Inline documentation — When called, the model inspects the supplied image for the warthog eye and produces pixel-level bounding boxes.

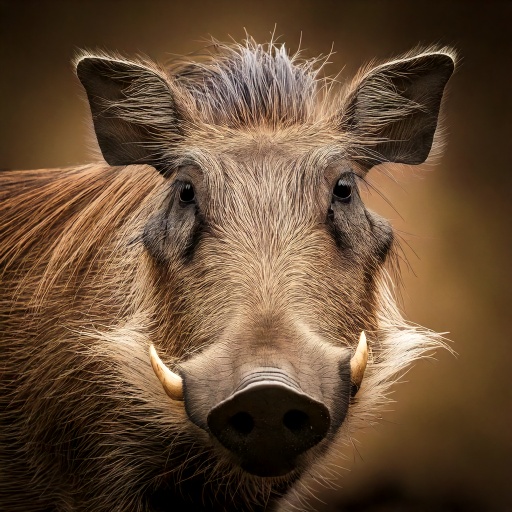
[333,179,352,203]
[179,182,196,204]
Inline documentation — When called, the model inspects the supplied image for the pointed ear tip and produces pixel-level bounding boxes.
[436,51,457,70]
[74,55,129,84]
[424,50,457,73]
[396,48,457,71]
[74,54,121,72]
[73,53,87,70]
[439,54,456,83]
[74,54,103,76]
[75,57,87,73]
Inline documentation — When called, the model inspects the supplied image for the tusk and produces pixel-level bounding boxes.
[350,331,368,392]
[149,344,184,401]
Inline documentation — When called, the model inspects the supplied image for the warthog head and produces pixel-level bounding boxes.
[74,38,454,502]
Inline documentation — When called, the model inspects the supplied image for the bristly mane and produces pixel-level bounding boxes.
[169,38,329,128]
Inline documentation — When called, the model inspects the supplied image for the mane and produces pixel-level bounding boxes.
[168,37,331,128]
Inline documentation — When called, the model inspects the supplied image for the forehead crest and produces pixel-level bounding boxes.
[172,38,325,128]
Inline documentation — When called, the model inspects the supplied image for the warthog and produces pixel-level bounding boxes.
[0,38,454,511]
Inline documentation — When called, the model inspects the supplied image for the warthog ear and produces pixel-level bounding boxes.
[76,55,183,175]
[341,50,455,168]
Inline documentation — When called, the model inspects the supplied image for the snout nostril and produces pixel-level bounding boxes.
[207,383,331,477]
[283,409,310,433]
[229,411,254,436]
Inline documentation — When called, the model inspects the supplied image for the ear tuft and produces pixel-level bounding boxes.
[76,54,183,174]
[341,50,455,168]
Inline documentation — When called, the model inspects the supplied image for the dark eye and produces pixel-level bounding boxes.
[333,179,352,203]
[179,182,195,204]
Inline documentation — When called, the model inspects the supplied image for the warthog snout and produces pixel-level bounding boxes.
[150,332,369,476]
[207,369,331,476]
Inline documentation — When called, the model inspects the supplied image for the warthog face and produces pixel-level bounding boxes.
[143,148,375,477]
[76,40,454,483]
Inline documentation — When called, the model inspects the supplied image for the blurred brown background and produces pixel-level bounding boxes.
[1,1,510,510]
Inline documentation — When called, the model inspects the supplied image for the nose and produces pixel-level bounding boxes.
[207,370,330,477]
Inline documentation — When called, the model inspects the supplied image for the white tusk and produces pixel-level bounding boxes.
[149,344,184,401]
[350,331,368,390]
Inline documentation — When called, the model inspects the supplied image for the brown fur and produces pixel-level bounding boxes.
[0,38,453,511]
